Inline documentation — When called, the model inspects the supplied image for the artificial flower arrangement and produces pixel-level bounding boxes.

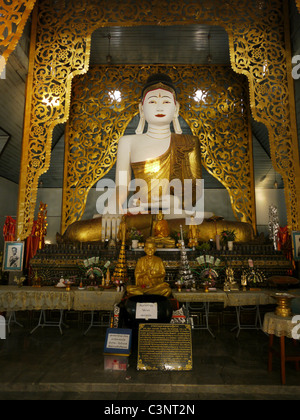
[196,242,211,252]
[220,229,236,244]
[78,257,112,289]
[14,276,26,287]
[202,273,216,288]
[170,229,188,246]
[192,254,224,291]
[128,227,144,242]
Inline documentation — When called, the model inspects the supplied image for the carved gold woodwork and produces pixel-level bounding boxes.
[296,0,300,13]
[17,0,300,240]
[62,65,254,235]
[0,0,37,75]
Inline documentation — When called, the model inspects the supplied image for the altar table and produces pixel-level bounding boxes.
[263,312,300,385]
[172,289,277,338]
[0,286,125,335]
[172,290,227,305]
[172,289,227,338]
[0,286,124,312]
[225,290,276,307]
[72,290,125,335]
[225,290,276,338]
[172,289,276,308]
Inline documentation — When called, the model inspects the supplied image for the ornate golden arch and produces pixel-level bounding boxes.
[17,0,300,239]
[0,0,37,75]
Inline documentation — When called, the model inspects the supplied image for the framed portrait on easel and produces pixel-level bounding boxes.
[292,232,300,262]
[2,241,24,271]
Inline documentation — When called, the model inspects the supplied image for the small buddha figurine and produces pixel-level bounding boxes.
[188,216,198,248]
[241,273,247,292]
[151,211,175,248]
[225,266,239,291]
[126,240,171,297]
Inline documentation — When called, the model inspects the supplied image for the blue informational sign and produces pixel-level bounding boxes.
[104,328,132,356]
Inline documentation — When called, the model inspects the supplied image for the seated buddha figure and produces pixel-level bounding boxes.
[151,211,175,248]
[126,240,171,297]
[114,72,207,220]
[56,73,255,244]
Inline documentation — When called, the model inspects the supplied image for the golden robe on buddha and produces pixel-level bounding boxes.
[154,214,170,237]
[150,212,175,248]
[130,133,202,206]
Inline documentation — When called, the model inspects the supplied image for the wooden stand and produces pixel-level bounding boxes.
[268,334,300,385]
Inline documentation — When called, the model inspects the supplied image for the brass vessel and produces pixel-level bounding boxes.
[274,293,295,318]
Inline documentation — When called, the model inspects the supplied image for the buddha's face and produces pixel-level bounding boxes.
[144,243,156,256]
[142,88,177,126]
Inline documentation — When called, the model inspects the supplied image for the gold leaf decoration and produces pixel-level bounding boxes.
[0,0,37,74]
[17,0,300,239]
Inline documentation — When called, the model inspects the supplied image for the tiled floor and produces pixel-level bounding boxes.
[0,311,300,400]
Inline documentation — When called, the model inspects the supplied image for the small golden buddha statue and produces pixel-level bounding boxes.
[151,211,175,248]
[117,215,127,243]
[224,266,239,291]
[188,216,198,248]
[126,240,171,297]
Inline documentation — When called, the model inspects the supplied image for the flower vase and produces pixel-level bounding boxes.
[204,285,209,293]
[131,239,139,249]
[228,241,233,251]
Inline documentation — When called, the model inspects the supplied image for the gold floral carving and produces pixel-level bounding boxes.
[62,65,253,234]
[0,0,37,74]
[17,0,300,240]
[296,0,300,13]
[228,0,300,232]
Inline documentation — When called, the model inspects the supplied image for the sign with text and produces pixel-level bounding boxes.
[0,316,6,339]
[104,328,132,356]
[292,315,300,339]
[136,302,158,320]
[137,323,192,371]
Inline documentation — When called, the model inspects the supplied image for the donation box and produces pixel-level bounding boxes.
[103,328,132,371]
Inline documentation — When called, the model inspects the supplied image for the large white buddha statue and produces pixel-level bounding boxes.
[111,73,210,222]
[57,74,254,244]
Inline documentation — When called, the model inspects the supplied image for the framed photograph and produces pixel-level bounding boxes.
[292,231,300,262]
[3,241,25,271]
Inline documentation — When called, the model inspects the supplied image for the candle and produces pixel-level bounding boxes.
[106,217,111,240]
[111,217,116,240]
[216,234,221,251]
[101,218,106,241]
